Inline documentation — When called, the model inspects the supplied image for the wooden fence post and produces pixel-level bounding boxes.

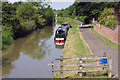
[103,52,107,70]
[60,56,63,78]
[108,57,112,78]
[93,18,95,24]
[78,54,82,77]
[52,61,54,78]
[103,52,107,57]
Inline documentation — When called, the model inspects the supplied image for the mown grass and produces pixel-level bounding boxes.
[55,17,111,78]
[89,28,119,51]
[57,17,91,55]
[55,17,92,78]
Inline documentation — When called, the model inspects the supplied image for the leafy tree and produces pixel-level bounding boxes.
[16,3,36,22]
[98,8,118,28]
[58,2,118,24]
[43,5,55,25]
[2,2,16,26]
[2,2,20,38]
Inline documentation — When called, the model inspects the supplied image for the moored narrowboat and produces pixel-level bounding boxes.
[54,22,72,45]
[54,26,65,45]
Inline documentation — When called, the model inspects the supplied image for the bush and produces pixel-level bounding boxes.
[105,20,118,28]
[84,17,90,24]
[70,15,76,19]
[77,16,88,23]
[98,8,118,28]
[20,21,36,33]
[2,27,14,49]
[99,20,105,25]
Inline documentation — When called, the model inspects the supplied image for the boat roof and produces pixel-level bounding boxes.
[62,22,70,25]
[56,26,66,31]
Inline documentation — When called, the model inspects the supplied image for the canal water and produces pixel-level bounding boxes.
[2,22,63,78]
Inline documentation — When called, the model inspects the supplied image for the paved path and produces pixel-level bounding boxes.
[75,20,118,77]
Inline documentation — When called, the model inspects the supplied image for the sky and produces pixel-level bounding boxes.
[7,0,75,10]
[49,2,74,10]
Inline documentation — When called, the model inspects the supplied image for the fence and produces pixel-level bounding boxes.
[49,52,112,78]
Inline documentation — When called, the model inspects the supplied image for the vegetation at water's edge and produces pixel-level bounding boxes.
[89,28,120,51]
[1,2,55,49]
[57,2,119,27]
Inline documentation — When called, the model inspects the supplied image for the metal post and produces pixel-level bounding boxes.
[60,56,63,78]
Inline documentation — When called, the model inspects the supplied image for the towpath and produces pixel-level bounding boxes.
[75,20,118,78]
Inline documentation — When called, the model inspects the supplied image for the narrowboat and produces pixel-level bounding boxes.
[61,22,72,29]
[54,22,72,45]
[54,26,65,45]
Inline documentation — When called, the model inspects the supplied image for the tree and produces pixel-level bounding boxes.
[2,2,16,26]
[43,5,55,25]
[98,8,118,28]
[16,3,37,22]
[58,2,118,24]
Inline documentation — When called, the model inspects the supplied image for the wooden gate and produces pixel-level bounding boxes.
[49,53,112,78]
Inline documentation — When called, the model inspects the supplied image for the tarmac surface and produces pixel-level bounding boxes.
[75,20,118,78]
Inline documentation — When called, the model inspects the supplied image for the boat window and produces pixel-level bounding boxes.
[58,30,63,34]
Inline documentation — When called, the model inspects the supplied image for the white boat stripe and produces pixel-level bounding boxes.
[55,38,64,40]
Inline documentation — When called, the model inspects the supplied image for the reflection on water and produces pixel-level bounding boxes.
[54,41,65,49]
[55,45,64,49]
[2,24,64,78]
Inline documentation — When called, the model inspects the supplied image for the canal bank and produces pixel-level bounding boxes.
[54,17,91,78]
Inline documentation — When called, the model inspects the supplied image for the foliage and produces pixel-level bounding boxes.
[16,3,36,22]
[77,16,88,23]
[74,2,118,20]
[43,5,55,25]
[2,2,55,49]
[98,8,118,28]
[2,27,14,49]
[57,2,118,24]
[20,21,36,33]
[57,4,76,19]
[2,2,16,26]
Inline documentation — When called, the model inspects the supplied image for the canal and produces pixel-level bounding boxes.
[2,22,63,78]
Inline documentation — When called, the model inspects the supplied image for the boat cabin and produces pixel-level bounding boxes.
[61,22,72,28]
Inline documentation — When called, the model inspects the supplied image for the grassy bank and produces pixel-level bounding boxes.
[55,17,92,78]
[89,28,119,51]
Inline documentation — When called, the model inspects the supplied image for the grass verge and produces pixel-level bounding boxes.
[54,17,92,78]
[89,28,119,51]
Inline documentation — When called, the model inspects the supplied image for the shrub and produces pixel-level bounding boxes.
[2,27,14,49]
[77,16,88,23]
[105,20,118,28]
[98,8,118,28]
[70,15,76,19]
[20,21,36,33]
